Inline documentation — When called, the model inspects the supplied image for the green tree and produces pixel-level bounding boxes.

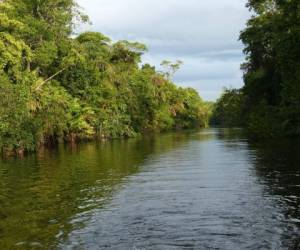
[240,0,300,136]
[0,0,209,156]
[210,88,244,127]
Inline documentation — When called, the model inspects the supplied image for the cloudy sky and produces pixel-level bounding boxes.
[77,0,250,101]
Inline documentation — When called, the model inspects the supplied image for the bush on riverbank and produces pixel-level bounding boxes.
[211,0,300,138]
[0,0,210,156]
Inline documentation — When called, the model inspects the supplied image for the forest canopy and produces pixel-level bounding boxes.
[0,0,210,156]
[211,0,300,137]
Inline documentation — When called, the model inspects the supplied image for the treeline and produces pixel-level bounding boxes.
[0,0,210,156]
[212,0,300,137]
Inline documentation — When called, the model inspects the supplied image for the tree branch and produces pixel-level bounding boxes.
[34,68,65,91]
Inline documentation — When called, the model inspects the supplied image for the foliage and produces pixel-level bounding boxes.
[160,60,183,80]
[210,89,244,127]
[240,0,300,137]
[212,0,300,137]
[0,0,209,156]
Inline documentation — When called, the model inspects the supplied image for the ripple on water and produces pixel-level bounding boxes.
[0,129,300,249]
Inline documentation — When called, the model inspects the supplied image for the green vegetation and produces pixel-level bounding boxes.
[210,88,244,128]
[212,0,300,137]
[0,0,209,156]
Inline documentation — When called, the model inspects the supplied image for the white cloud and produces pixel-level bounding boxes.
[76,0,250,100]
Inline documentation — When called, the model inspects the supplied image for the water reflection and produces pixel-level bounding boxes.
[0,129,299,249]
[248,138,300,248]
[218,129,300,248]
[0,133,193,249]
[63,129,300,249]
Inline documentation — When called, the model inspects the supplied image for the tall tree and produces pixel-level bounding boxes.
[239,0,300,136]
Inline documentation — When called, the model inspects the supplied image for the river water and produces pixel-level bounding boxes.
[0,129,299,249]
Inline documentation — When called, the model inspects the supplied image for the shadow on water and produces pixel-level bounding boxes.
[248,138,300,249]
[61,129,300,249]
[0,132,197,249]
[217,129,300,249]
[1,129,300,249]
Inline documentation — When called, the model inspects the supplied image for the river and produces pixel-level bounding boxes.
[0,128,299,249]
